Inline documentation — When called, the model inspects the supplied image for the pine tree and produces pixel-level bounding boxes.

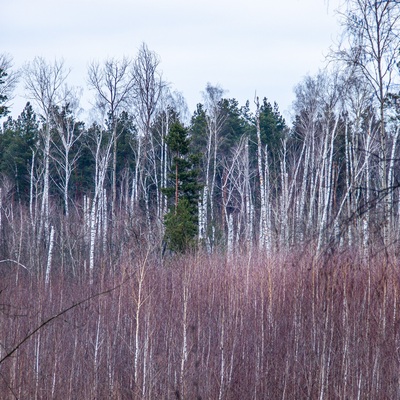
[0,103,39,199]
[163,121,202,253]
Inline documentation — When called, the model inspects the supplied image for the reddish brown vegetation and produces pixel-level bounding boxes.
[0,248,399,399]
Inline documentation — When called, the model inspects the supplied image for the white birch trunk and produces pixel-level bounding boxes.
[89,196,98,283]
[134,266,145,386]
[180,282,189,397]
[316,124,330,252]
[199,186,209,250]
[363,132,372,258]
[199,122,212,250]
[198,196,205,242]
[143,178,152,237]
[317,115,339,252]
[149,131,160,222]
[297,144,309,243]
[218,311,225,400]
[345,121,353,247]
[45,225,55,288]
[131,135,142,212]
[130,176,136,215]
[84,195,90,244]
[89,132,112,283]
[64,165,69,218]
[97,184,103,241]
[227,213,234,261]
[264,148,271,251]
[201,85,225,250]
[388,126,399,234]
[286,139,305,246]
[93,313,103,395]
[40,124,51,239]
[280,139,289,248]
[307,127,317,237]
[255,99,267,250]
[244,136,253,249]
[30,150,36,226]
[210,120,218,249]
[161,116,169,218]
[102,189,108,254]
[35,333,41,398]
[142,313,150,398]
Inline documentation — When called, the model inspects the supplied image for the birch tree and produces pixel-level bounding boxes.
[86,122,113,282]
[131,43,164,227]
[337,0,400,244]
[155,91,183,219]
[221,135,248,255]
[341,74,372,246]
[87,57,135,222]
[23,57,70,238]
[0,53,19,118]
[51,89,84,217]
[255,97,269,250]
[293,75,325,242]
[315,78,341,252]
[198,83,226,250]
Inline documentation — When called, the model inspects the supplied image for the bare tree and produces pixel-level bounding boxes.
[87,57,135,222]
[87,123,113,282]
[254,96,270,250]
[292,71,344,250]
[0,53,19,117]
[131,43,164,229]
[221,135,255,254]
[337,0,400,244]
[23,57,70,238]
[341,73,373,247]
[293,74,324,243]
[51,88,84,218]
[199,83,226,251]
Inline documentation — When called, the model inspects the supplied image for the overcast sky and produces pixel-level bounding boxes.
[2,0,343,121]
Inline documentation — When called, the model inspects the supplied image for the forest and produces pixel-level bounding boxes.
[1,0,400,398]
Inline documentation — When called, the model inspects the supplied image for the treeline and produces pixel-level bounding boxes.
[0,0,400,267]
[0,45,287,260]
[1,61,400,261]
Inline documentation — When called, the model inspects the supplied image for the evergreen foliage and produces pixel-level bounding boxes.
[250,98,287,169]
[163,121,202,253]
[113,111,137,179]
[164,197,198,253]
[0,45,398,256]
[0,103,38,198]
[189,103,208,154]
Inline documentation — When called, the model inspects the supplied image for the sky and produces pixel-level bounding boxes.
[2,0,344,122]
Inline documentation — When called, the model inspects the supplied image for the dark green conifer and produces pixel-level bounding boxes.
[163,121,202,253]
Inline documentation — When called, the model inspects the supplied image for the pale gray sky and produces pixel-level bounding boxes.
[2,0,343,119]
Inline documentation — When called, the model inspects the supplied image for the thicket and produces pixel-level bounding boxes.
[0,235,399,399]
